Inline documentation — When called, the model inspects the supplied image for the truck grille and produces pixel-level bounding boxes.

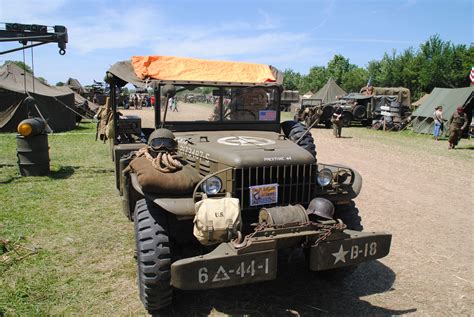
[233,164,317,209]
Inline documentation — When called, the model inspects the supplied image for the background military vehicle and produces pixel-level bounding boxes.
[294,96,334,128]
[104,55,391,313]
[280,90,300,111]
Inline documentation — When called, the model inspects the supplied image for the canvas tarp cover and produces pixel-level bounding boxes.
[411,86,474,134]
[0,63,76,132]
[310,78,346,104]
[131,55,277,83]
[342,93,372,100]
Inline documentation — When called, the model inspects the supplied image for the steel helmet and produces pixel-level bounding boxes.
[148,128,178,151]
[306,197,335,220]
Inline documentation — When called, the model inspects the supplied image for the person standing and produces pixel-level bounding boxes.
[331,104,344,138]
[448,106,468,149]
[172,97,178,112]
[433,106,444,140]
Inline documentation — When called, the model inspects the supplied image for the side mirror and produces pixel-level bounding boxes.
[162,84,176,97]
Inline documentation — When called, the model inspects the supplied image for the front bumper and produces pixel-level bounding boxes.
[171,223,391,290]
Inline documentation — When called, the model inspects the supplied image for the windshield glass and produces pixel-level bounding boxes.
[117,85,279,129]
[162,86,279,123]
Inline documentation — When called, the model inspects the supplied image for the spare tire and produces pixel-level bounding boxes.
[321,105,334,121]
[342,111,352,127]
[352,105,366,120]
[281,120,317,158]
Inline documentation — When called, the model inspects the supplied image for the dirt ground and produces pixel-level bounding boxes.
[119,106,473,316]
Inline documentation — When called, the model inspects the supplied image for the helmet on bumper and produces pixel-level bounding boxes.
[307,197,335,220]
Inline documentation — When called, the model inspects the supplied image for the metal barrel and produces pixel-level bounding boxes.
[259,204,308,226]
[17,117,47,137]
[16,133,50,176]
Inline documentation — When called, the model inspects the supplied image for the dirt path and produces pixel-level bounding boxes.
[312,127,473,316]
[116,108,473,315]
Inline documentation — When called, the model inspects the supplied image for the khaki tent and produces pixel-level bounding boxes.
[66,77,87,94]
[302,91,314,99]
[309,78,346,104]
[0,63,76,132]
[56,85,99,118]
[411,93,430,109]
[411,86,473,135]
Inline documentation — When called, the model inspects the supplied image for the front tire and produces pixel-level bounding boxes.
[134,198,173,313]
[334,200,363,231]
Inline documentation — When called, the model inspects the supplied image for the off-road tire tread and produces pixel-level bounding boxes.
[335,200,363,231]
[281,120,317,158]
[134,198,172,312]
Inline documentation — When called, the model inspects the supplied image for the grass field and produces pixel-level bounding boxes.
[0,119,472,315]
[0,123,141,315]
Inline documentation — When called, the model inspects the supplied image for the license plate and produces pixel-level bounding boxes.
[249,183,278,206]
[309,233,392,271]
[171,244,277,290]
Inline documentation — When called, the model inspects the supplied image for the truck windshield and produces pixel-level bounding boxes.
[162,86,279,123]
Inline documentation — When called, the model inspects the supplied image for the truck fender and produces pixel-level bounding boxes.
[328,164,362,199]
[130,173,196,217]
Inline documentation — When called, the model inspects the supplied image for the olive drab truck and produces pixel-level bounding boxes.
[104,55,392,314]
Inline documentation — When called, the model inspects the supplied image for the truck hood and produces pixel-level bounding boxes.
[175,130,315,168]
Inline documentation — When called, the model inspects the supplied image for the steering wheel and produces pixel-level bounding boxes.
[224,108,257,120]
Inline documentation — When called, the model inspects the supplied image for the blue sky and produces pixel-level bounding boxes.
[1,0,472,86]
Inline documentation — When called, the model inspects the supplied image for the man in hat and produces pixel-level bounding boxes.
[447,106,468,149]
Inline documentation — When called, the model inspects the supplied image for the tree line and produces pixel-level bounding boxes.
[283,35,473,100]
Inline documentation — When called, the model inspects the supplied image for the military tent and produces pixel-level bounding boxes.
[410,86,473,135]
[411,93,430,109]
[0,63,76,132]
[56,85,99,118]
[66,77,87,94]
[310,78,346,104]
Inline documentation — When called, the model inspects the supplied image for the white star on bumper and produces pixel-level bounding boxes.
[332,245,349,264]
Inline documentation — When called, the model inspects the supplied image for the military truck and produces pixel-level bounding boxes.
[356,86,411,128]
[294,97,333,128]
[104,56,392,313]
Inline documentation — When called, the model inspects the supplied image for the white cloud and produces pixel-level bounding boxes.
[68,6,157,53]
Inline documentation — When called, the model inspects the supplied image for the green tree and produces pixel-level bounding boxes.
[2,60,33,73]
[56,81,65,86]
[327,54,356,85]
[282,69,303,90]
[342,67,369,92]
[301,66,329,93]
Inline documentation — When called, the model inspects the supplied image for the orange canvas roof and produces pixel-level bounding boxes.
[131,55,276,83]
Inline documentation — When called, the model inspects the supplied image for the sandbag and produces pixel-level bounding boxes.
[129,156,201,194]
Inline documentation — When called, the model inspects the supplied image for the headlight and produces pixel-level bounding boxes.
[317,168,333,187]
[202,176,222,195]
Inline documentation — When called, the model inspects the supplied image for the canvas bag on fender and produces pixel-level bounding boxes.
[193,193,241,245]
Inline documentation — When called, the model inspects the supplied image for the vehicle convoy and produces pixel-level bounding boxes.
[102,55,392,313]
